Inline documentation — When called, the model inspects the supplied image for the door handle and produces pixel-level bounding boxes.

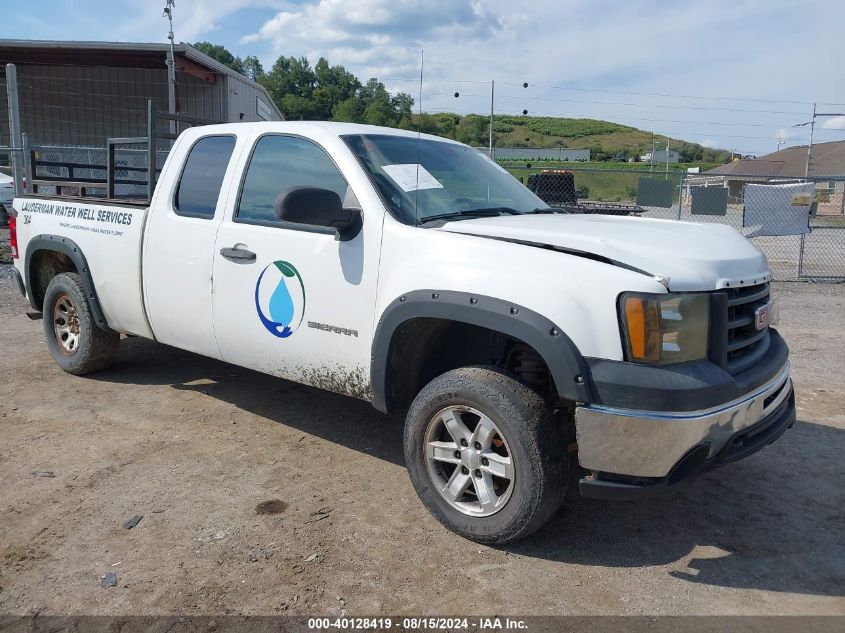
[220,246,257,263]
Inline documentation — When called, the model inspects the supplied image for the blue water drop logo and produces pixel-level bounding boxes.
[268,276,294,327]
[255,261,305,339]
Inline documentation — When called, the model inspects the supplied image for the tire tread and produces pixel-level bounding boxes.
[405,366,568,544]
[43,272,119,375]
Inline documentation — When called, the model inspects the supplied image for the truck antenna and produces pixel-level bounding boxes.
[415,49,423,225]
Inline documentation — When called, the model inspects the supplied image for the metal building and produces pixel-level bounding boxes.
[0,39,284,150]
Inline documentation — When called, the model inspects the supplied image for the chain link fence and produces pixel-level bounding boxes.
[507,165,845,281]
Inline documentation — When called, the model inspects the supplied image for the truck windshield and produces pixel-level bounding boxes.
[342,134,548,225]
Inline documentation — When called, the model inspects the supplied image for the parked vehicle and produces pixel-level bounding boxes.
[527,169,644,216]
[527,170,578,205]
[9,122,794,543]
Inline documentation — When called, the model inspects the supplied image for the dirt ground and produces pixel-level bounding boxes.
[0,244,843,616]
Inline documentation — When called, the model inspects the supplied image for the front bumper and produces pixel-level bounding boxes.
[575,360,794,499]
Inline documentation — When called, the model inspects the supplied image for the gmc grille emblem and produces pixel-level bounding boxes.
[755,302,772,330]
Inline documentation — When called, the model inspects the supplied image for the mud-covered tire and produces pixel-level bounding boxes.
[43,273,119,375]
[404,367,568,544]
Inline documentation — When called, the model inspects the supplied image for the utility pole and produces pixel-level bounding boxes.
[665,136,670,174]
[163,0,177,134]
[489,80,494,158]
[793,104,845,178]
[805,102,816,178]
[789,103,845,278]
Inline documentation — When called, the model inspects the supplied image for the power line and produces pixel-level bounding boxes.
[385,76,844,107]
[495,93,810,116]
[382,77,490,85]
[500,81,831,107]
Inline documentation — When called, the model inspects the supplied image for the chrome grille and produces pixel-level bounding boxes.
[724,282,771,374]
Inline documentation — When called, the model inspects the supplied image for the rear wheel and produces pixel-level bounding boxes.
[43,273,119,374]
[404,367,568,544]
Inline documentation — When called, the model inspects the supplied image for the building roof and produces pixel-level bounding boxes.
[0,39,283,119]
[706,139,845,178]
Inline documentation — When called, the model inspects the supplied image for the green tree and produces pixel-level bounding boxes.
[193,43,417,126]
[391,93,415,121]
[313,58,361,119]
[332,97,362,122]
[192,41,244,74]
[242,56,264,81]
[358,78,397,126]
[261,56,318,119]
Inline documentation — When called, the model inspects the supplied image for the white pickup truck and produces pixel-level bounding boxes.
[9,122,795,543]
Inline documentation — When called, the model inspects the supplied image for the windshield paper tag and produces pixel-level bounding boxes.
[382,164,443,192]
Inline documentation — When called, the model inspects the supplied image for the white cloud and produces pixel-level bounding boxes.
[822,116,845,130]
[701,139,718,149]
[241,0,505,77]
[112,0,289,43]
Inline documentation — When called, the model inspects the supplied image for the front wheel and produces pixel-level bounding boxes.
[43,272,119,375]
[404,367,568,544]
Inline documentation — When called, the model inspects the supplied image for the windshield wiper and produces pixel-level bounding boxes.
[528,207,565,214]
[419,207,520,225]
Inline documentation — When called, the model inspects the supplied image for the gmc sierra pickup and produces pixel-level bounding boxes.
[9,122,795,543]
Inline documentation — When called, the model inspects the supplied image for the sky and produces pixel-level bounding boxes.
[2,0,845,155]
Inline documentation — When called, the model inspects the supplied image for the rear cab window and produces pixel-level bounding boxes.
[174,135,237,219]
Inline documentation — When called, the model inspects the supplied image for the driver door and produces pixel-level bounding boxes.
[211,133,380,398]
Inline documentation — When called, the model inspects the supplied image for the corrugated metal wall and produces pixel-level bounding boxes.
[0,63,231,148]
[225,74,281,122]
[8,65,169,146]
[180,71,227,123]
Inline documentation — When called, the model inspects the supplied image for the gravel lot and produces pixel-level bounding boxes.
[0,240,843,616]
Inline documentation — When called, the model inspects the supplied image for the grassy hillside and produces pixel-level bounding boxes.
[418,113,730,164]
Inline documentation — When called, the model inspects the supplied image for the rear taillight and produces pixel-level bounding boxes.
[9,214,18,259]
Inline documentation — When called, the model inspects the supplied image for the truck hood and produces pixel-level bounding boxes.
[436,214,771,291]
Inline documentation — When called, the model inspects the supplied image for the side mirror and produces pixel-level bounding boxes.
[274,187,362,241]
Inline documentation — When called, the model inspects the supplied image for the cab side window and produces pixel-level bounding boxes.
[237,135,349,224]
[174,135,236,218]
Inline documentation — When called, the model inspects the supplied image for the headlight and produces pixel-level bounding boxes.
[619,292,710,364]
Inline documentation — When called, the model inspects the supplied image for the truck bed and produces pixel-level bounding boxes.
[13,195,153,338]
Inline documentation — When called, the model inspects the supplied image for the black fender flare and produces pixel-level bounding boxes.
[24,234,109,330]
[370,289,593,413]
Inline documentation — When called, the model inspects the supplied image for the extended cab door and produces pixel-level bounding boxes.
[211,132,381,398]
[143,133,242,358]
